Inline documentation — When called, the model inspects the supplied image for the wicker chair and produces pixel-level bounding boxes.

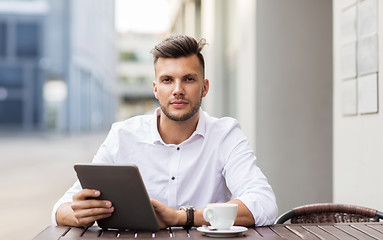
[275,203,383,224]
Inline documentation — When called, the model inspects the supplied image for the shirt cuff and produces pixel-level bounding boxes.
[236,194,278,226]
[51,198,72,226]
[51,180,82,226]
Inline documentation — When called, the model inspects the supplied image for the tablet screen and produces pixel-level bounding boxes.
[74,164,160,232]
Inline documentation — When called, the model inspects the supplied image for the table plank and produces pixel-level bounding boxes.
[239,228,264,239]
[99,229,119,238]
[115,229,135,239]
[81,226,102,238]
[335,225,378,240]
[169,227,190,239]
[271,225,305,239]
[133,231,157,239]
[32,225,69,240]
[285,225,322,240]
[154,229,172,239]
[350,224,383,239]
[319,225,363,240]
[366,224,383,234]
[60,227,86,239]
[301,225,340,240]
[254,226,289,239]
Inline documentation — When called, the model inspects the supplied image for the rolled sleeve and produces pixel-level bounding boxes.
[51,180,82,226]
[237,189,278,226]
[230,165,278,226]
[222,127,278,226]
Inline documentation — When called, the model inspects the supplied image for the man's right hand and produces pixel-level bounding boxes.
[56,189,114,227]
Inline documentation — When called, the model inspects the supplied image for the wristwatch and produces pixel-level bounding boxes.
[180,206,196,229]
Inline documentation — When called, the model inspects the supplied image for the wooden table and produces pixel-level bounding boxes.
[33,222,383,239]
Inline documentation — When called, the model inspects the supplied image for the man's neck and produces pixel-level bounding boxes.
[157,111,200,145]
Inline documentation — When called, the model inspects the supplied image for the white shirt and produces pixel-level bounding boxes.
[52,108,277,226]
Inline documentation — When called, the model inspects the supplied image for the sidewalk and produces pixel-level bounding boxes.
[0,132,108,240]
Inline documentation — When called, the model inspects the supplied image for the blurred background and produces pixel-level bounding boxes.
[0,0,382,239]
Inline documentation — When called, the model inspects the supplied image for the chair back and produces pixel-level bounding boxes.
[275,203,383,224]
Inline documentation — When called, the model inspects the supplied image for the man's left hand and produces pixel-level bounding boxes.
[150,199,186,229]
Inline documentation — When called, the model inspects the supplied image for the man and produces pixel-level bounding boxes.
[52,35,277,229]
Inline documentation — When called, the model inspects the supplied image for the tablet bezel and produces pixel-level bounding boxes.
[74,163,160,232]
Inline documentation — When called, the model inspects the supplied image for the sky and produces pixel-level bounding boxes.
[115,0,170,34]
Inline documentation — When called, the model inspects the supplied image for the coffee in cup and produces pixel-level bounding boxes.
[203,203,238,230]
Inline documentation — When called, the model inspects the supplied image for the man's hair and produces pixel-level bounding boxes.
[151,35,207,76]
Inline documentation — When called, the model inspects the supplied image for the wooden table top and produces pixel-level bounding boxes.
[33,222,383,239]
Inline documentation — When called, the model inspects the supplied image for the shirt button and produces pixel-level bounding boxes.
[171,176,175,180]
[177,147,180,150]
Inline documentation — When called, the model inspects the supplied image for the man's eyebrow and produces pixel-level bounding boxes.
[184,73,198,78]
[158,75,172,79]
[158,73,199,78]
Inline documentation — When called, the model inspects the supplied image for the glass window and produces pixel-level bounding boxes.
[0,22,6,56]
[120,51,138,62]
[16,22,40,58]
[0,100,23,124]
[0,66,23,88]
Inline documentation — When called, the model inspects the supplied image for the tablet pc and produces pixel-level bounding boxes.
[74,163,160,232]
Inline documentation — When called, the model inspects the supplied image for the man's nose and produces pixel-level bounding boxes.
[173,80,185,96]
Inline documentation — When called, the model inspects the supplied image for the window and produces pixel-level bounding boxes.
[16,22,40,58]
[120,51,138,62]
[0,22,6,56]
[0,100,23,124]
[0,66,23,88]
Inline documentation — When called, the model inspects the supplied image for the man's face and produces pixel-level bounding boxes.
[153,54,209,122]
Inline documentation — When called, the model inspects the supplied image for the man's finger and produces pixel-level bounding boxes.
[73,207,114,219]
[71,199,112,211]
[151,199,164,210]
[151,199,158,208]
[75,213,113,227]
[73,189,101,201]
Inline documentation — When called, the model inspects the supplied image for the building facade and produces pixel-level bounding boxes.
[116,33,161,121]
[0,0,116,132]
[0,2,46,131]
[333,0,382,210]
[169,0,333,215]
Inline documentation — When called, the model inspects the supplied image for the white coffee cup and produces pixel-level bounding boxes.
[203,203,238,230]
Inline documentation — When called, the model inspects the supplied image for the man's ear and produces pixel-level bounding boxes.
[202,79,209,97]
[153,80,159,99]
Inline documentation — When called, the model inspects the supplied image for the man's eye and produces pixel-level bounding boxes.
[162,78,171,82]
[186,77,194,81]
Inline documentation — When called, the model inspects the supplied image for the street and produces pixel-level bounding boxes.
[0,132,108,240]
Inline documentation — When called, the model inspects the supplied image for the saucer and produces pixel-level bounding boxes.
[196,226,248,238]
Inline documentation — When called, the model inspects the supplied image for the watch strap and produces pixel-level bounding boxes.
[180,206,195,229]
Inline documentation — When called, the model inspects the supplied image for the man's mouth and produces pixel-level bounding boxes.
[170,100,188,107]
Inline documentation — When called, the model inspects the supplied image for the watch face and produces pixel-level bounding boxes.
[180,206,187,211]
[180,206,195,211]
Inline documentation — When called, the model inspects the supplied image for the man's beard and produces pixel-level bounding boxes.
[160,96,202,122]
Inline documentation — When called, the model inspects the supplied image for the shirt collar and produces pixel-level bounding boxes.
[150,107,206,145]
[194,108,206,137]
[151,108,163,144]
